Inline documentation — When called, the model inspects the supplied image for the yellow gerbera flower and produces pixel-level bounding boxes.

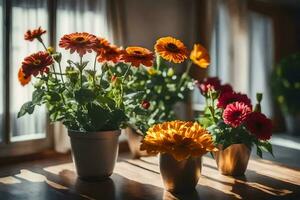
[154,36,188,63]
[190,44,210,68]
[140,120,217,161]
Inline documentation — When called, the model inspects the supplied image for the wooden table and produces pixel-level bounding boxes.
[0,153,299,200]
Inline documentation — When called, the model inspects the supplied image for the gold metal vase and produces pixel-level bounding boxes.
[159,153,202,193]
[214,144,251,176]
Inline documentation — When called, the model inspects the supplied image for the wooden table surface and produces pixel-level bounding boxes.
[0,152,299,200]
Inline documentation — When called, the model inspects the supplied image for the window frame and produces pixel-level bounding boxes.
[0,0,57,157]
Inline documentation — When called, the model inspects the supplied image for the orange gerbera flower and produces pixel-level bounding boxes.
[190,44,210,68]
[121,46,154,67]
[155,36,188,63]
[24,27,46,41]
[97,45,124,63]
[18,68,31,86]
[59,32,98,56]
[140,120,217,161]
[93,37,111,53]
[21,51,53,77]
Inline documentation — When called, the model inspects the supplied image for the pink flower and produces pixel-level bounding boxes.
[245,112,272,140]
[223,102,252,128]
[218,92,252,109]
[196,77,221,95]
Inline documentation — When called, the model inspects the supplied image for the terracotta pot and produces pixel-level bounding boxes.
[214,144,251,176]
[124,127,149,158]
[68,130,120,181]
[159,153,202,193]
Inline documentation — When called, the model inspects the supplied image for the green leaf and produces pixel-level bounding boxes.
[260,141,274,157]
[74,88,95,104]
[47,91,61,102]
[32,89,44,105]
[86,103,110,130]
[18,101,35,118]
[97,95,116,108]
[256,146,263,158]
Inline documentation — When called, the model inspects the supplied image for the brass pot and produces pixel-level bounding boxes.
[68,130,120,181]
[214,144,251,176]
[124,127,149,158]
[159,153,202,193]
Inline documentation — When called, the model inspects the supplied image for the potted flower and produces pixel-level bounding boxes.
[140,121,216,193]
[124,36,210,158]
[197,77,273,176]
[17,27,151,180]
[271,53,300,135]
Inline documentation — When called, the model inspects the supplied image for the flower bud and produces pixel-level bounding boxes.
[47,46,55,54]
[141,100,150,109]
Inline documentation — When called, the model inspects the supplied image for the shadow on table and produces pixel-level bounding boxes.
[202,163,300,200]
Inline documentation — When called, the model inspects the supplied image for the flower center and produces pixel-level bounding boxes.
[255,122,263,131]
[232,111,241,119]
[33,59,41,65]
[166,43,180,53]
[74,36,86,43]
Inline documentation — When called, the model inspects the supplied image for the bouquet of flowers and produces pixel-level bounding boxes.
[197,77,273,157]
[125,37,210,134]
[17,27,151,132]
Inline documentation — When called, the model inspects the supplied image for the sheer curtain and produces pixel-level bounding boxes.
[54,0,111,152]
[10,0,49,140]
[209,0,274,117]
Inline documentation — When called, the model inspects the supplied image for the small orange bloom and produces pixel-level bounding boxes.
[190,44,210,68]
[155,36,188,63]
[121,46,154,67]
[18,68,31,86]
[97,45,123,63]
[59,32,98,56]
[24,27,46,41]
[21,51,53,77]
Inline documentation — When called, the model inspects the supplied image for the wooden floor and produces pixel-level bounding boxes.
[0,151,300,200]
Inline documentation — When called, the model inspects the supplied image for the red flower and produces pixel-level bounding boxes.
[21,51,53,77]
[217,92,252,109]
[24,27,46,41]
[59,32,98,56]
[245,112,272,140]
[18,68,31,86]
[197,77,221,95]
[97,45,123,63]
[223,102,252,128]
[141,100,150,109]
[220,84,233,95]
[121,46,154,67]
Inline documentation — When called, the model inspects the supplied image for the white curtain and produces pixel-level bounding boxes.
[209,0,274,117]
[10,0,48,139]
[54,0,110,152]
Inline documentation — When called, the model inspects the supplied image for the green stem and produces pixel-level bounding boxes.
[122,64,131,84]
[80,56,83,87]
[93,55,97,88]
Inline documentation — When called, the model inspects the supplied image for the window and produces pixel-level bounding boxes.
[0,0,52,157]
[0,0,110,156]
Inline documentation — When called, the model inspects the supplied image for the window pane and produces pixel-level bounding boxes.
[10,0,49,141]
[0,0,3,142]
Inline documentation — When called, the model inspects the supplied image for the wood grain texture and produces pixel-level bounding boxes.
[0,153,299,200]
